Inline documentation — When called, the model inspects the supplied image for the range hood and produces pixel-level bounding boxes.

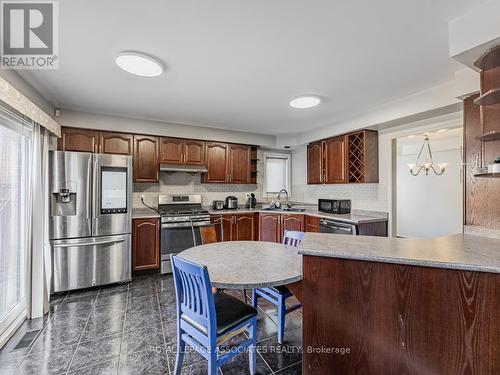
[159,163,208,173]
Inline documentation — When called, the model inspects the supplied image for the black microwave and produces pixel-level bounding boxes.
[318,199,351,214]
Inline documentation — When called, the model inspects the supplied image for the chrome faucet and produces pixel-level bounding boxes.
[276,189,290,209]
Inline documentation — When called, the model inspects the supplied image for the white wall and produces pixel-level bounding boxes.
[277,68,478,148]
[396,133,463,238]
[58,109,277,148]
[449,0,500,63]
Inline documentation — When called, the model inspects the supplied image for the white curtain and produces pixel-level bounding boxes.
[26,123,51,318]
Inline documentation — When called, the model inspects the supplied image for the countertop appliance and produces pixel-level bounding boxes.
[212,200,225,210]
[318,199,351,214]
[319,218,357,235]
[159,194,211,274]
[225,196,238,209]
[245,193,257,208]
[49,151,132,293]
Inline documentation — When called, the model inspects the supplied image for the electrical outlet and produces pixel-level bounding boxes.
[141,194,145,201]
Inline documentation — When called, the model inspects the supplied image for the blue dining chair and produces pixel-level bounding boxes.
[252,230,304,344]
[171,255,258,375]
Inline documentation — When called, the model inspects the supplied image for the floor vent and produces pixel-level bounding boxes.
[13,330,41,350]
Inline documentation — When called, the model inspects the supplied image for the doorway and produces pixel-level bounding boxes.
[395,127,463,238]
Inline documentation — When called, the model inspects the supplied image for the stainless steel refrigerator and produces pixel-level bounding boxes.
[49,151,132,293]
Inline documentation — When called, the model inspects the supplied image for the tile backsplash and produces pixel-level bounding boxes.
[133,175,263,208]
[291,183,388,212]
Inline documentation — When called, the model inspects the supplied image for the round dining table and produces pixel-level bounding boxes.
[178,241,303,299]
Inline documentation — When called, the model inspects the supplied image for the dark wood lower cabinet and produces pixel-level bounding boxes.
[132,218,160,271]
[258,213,282,243]
[302,256,500,374]
[233,214,255,240]
[210,213,255,241]
[305,216,320,232]
[258,213,305,243]
[211,214,233,242]
[281,214,305,235]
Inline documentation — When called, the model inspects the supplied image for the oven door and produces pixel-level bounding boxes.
[160,220,208,274]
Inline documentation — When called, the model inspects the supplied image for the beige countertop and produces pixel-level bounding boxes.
[298,232,500,273]
[132,207,160,219]
[132,205,388,224]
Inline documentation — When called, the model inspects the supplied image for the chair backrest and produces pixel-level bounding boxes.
[282,230,305,247]
[200,225,218,245]
[171,255,216,334]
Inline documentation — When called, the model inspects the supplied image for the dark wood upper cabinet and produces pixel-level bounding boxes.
[307,141,323,184]
[99,131,133,155]
[58,128,98,153]
[159,137,184,164]
[184,139,205,165]
[133,135,159,183]
[132,218,160,271]
[346,130,379,183]
[258,213,281,243]
[160,137,206,165]
[58,127,256,185]
[308,129,378,184]
[204,142,255,184]
[204,142,230,183]
[229,144,251,184]
[324,136,347,184]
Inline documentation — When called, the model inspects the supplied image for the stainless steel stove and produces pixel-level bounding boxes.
[158,194,211,274]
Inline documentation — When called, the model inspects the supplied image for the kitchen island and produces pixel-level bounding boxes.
[298,233,500,374]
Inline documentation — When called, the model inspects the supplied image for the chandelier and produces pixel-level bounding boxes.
[408,134,447,176]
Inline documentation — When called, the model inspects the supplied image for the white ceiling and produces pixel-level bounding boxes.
[19,0,486,135]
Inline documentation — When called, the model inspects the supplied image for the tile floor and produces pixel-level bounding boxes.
[0,274,303,374]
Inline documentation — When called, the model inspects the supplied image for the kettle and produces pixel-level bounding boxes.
[225,196,238,209]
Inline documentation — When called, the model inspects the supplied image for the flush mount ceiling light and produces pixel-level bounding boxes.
[408,134,448,176]
[289,96,321,109]
[115,52,163,77]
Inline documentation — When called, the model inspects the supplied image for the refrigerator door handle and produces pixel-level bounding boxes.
[86,156,92,220]
[92,155,99,230]
[53,238,125,248]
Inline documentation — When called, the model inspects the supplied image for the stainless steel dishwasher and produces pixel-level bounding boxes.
[319,218,357,235]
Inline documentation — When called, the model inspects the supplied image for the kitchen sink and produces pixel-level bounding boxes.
[263,207,306,212]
